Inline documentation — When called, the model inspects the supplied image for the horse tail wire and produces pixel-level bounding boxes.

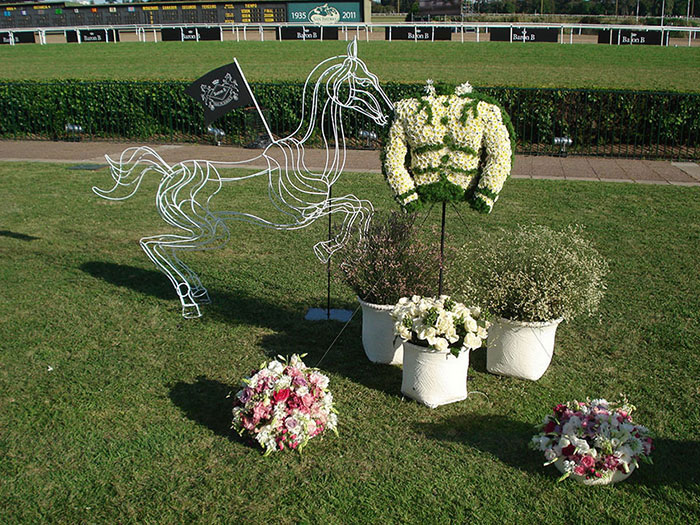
[92,146,172,201]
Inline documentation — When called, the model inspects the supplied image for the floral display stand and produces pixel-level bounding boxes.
[553,459,635,486]
[383,80,514,214]
[392,295,488,408]
[531,398,653,484]
[231,354,338,454]
[401,341,469,408]
[454,225,609,382]
[486,317,562,381]
[358,298,403,365]
[336,211,443,366]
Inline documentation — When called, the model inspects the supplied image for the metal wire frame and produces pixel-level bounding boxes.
[91,39,393,319]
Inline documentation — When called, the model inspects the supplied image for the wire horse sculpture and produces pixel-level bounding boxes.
[93,40,393,319]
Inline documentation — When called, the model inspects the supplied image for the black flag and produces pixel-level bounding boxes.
[185,60,255,125]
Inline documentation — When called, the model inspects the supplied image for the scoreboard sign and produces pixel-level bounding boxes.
[287,2,361,24]
[279,26,339,40]
[598,29,663,45]
[386,26,452,41]
[1,2,289,29]
[489,27,558,42]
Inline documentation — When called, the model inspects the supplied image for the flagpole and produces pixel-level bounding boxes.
[234,57,274,143]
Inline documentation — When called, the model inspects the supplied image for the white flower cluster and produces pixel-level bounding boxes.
[455,81,473,95]
[392,295,489,355]
[383,84,512,211]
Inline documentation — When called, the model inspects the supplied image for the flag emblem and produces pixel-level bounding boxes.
[200,73,239,111]
[185,61,255,125]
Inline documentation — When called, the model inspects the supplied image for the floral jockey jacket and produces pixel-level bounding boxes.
[383,85,512,213]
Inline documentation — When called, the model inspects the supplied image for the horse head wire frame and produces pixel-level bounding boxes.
[93,39,393,319]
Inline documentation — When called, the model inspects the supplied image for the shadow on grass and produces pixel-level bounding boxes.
[81,261,174,300]
[0,230,40,241]
[417,414,700,491]
[210,286,403,397]
[469,347,488,374]
[414,414,543,476]
[168,376,261,452]
[82,261,401,396]
[169,376,233,439]
[630,437,700,489]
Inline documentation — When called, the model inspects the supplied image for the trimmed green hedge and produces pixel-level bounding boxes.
[1,80,698,159]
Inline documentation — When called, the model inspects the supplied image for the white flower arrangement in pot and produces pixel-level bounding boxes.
[392,295,489,408]
[454,225,609,380]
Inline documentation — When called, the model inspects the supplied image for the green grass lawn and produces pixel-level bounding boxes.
[1,41,699,92]
[0,160,699,523]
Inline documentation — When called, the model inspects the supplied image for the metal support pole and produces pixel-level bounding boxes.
[326,191,332,320]
[662,0,666,27]
[438,201,446,297]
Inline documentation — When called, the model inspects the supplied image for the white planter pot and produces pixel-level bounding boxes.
[486,317,563,381]
[554,458,635,485]
[358,298,403,365]
[401,341,469,408]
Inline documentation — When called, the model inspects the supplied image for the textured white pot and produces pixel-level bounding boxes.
[401,341,469,408]
[486,317,563,381]
[554,458,635,485]
[358,298,403,365]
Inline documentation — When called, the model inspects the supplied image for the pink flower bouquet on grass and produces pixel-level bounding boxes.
[231,354,338,455]
[530,398,653,484]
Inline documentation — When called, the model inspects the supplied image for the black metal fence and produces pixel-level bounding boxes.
[1,80,698,160]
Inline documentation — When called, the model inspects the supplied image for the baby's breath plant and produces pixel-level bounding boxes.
[336,211,445,305]
[455,225,609,323]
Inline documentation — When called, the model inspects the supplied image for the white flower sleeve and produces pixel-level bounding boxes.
[384,116,419,207]
[474,102,512,213]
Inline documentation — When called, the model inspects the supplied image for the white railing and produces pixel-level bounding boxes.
[1,22,698,46]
